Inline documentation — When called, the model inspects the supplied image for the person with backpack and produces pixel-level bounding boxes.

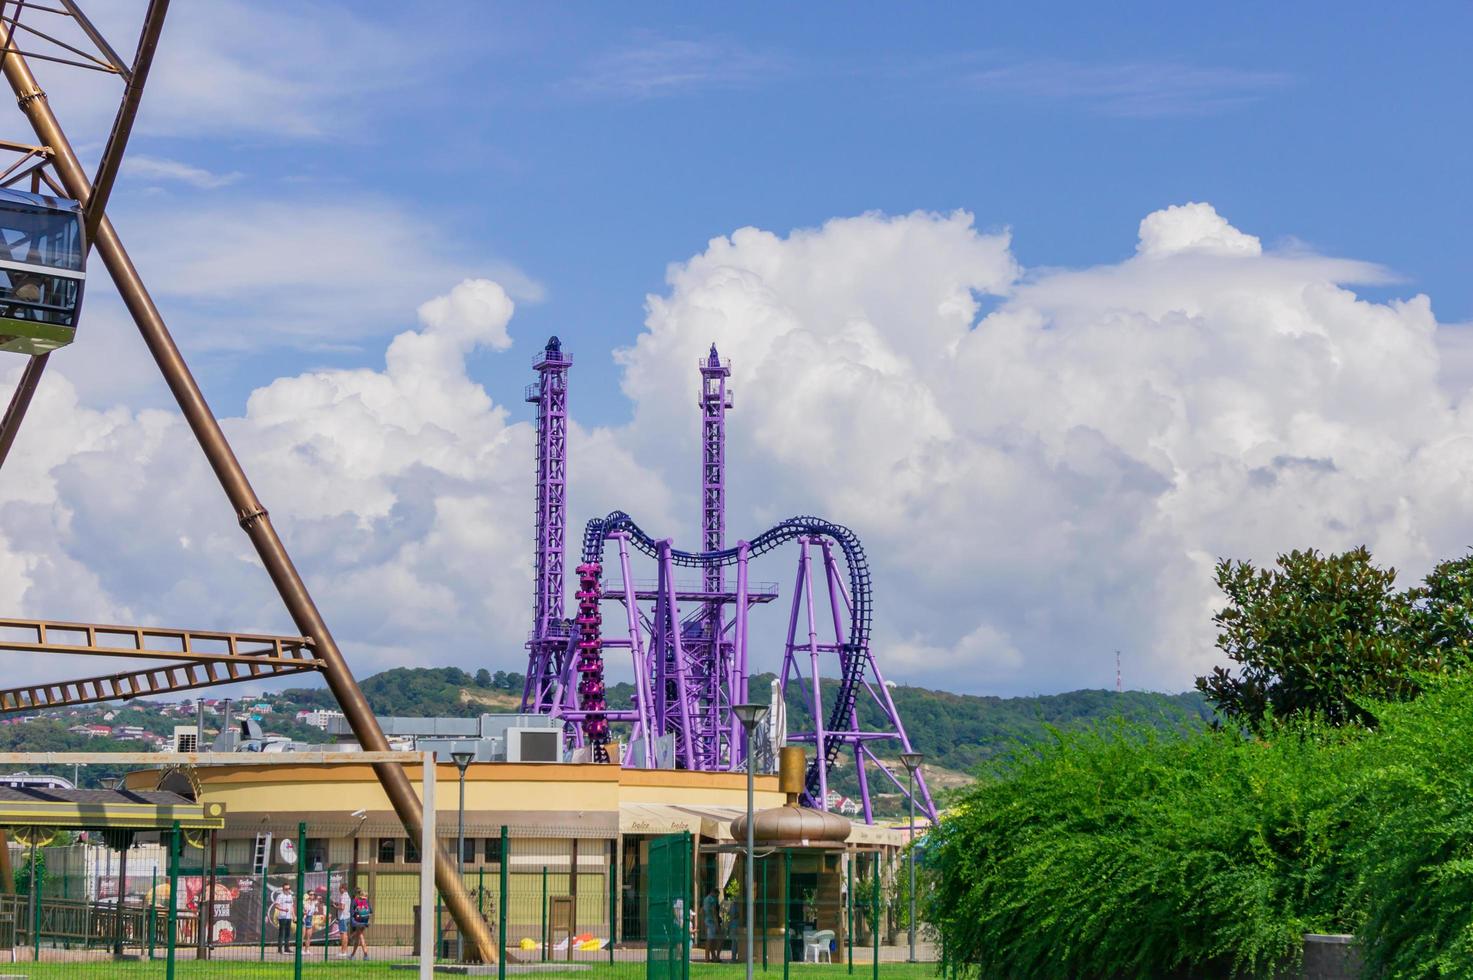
[347,889,373,959]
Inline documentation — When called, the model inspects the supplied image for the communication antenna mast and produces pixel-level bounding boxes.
[1116,650,1122,694]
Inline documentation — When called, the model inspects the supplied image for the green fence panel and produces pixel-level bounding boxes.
[646,830,691,980]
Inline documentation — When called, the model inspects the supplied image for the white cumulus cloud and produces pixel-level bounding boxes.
[0,279,622,689]
[4,204,1470,702]
[611,203,1467,694]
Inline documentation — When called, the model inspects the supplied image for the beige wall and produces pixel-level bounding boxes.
[149,761,784,818]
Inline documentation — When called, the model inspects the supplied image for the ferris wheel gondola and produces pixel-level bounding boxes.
[0,187,85,355]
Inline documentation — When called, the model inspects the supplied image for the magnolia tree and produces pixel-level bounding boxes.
[1197,547,1473,729]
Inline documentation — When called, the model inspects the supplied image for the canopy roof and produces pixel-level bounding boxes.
[0,786,225,831]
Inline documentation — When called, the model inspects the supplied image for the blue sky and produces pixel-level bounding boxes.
[6,1,1473,696]
[97,1,1473,418]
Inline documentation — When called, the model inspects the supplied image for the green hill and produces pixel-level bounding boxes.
[7,667,1211,801]
[286,668,1212,785]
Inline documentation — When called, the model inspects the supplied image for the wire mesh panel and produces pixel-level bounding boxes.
[645,831,691,980]
[0,751,444,972]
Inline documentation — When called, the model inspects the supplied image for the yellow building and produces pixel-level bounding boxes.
[124,759,907,956]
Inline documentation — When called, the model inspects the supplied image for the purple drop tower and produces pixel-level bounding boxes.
[522,337,935,822]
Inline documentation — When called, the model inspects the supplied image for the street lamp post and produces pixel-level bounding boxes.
[733,703,770,980]
[899,752,924,965]
[450,750,475,963]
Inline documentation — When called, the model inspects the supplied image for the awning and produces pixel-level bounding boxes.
[0,787,225,831]
[215,809,618,839]
[620,803,910,847]
[846,821,909,847]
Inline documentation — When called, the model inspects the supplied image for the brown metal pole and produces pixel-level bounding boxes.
[84,0,169,242]
[113,841,128,958]
[0,829,13,893]
[0,352,47,470]
[206,830,217,959]
[0,21,497,965]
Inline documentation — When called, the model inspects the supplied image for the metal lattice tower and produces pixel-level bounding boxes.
[522,336,572,713]
[690,344,734,764]
[700,344,731,590]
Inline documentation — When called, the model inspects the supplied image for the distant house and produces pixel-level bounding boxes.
[823,790,862,817]
[296,709,343,730]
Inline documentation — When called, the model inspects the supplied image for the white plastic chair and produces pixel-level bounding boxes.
[804,929,835,963]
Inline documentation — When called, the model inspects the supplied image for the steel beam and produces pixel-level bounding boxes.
[0,617,316,665]
[0,351,47,469]
[84,0,168,241]
[0,657,318,713]
[0,15,498,963]
[0,751,411,765]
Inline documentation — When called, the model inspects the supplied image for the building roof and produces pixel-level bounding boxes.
[619,803,908,847]
[0,786,226,831]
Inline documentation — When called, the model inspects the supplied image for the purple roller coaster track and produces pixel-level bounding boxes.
[521,337,935,823]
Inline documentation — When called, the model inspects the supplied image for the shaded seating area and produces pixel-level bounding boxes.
[0,782,225,959]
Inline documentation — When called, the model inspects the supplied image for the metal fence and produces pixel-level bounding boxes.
[3,822,628,978]
[4,828,926,978]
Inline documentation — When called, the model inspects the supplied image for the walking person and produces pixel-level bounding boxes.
[722,889,741,962]
[301,891,320,950]
[702,886,722,962]
[347,888,373,960]
[273,883,295,954]
[336,883,353,957]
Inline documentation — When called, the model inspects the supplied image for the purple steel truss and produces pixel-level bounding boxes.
[689,346,737,767]
[580,512,937,822]
[522,337,574,717]
[521,341,936,821]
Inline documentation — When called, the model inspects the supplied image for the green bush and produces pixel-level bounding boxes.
[927,722,1363,976]
[1341,681,1473,976]
[928,676,1473,978]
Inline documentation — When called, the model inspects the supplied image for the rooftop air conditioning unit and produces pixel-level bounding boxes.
[505,727,559,763]
[173,726,199,753]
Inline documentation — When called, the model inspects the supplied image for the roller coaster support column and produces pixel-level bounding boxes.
[0,22,498,963]
[820,540,872,820]
[614,533,656,768]
[778,540,808,740]
[800,539,830,807]
[731,542,750,763]
[656,540,696,769]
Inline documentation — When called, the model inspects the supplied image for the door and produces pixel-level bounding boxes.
[645,832,691,980]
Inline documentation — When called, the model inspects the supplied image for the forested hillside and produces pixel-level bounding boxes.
[285,668,1212,783]
[7,666,1210,802]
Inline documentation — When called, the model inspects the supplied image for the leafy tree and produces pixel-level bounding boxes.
[1405,550,1473,668]
[1198,546,1442,730]
[14,847,45,895]
[474,669,492,688]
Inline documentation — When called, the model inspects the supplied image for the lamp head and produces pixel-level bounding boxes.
[899,751,923,772]
[450,750,475,772]
[733,703,769,730]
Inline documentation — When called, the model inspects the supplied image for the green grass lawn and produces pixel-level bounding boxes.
[3,961,939,978]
